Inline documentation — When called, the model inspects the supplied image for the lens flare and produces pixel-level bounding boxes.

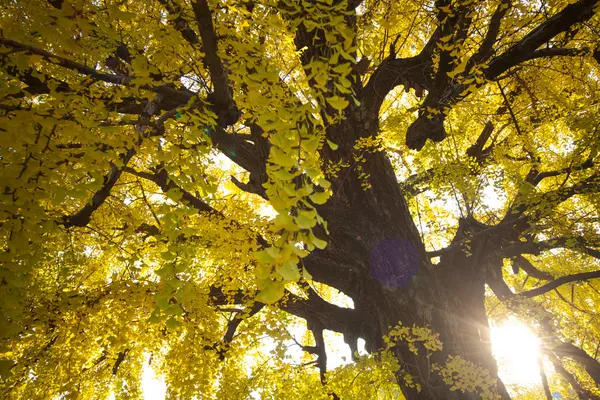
[490,317,542,386]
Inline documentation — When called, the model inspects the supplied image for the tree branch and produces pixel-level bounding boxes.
[124,167,219,216]
[520,269,600,298]
[217,302,264,360]
[112,349,129,375]
[547,342,600,386]
[544,350,600,400]
[0,38,194,105]
[538,355,552,400]
[400,0,598,150]
[487,274,600,388]
[158,0,200,45]
[61,96,162,228]
[485,0,598,80]
[363,55,432,119]
[281,288,360,338]
[468,0,512,65]
[0,38,129,85]
[511,255,554,281]
[401,121,496,196]
[191,0,239,126]
[62,148,136,228]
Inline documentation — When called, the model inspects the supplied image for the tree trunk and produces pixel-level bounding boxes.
[305,117,511,399]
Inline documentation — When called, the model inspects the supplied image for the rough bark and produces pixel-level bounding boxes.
[297,109,512,398]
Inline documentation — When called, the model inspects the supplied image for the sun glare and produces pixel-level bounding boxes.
[490,317,542,386]
[141,361,166,400]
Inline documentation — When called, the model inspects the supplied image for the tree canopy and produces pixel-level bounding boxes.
[1,0,600,398]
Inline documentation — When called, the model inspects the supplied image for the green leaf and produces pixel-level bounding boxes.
[302,266,313,281]
[166,317,181,329]
[256,281,285,304]
[326,96,349,111]
[309,230,327,249]
[276,261,301,281]
[273,213,298,231]
[255,250,275,263]
[309,191,329,205]
[270,146,297,168]
[166,189,183,202]
[160,251,176,261]
[295,214,316,229]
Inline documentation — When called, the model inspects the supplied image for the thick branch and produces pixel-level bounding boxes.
[191,0,239,126]
[281,289,360,337]
[112,349,129,375]
[158,0,200,45]
[62,97,161,228]
[548,342,600,386]
[520,270,600,298]
[469,0,512,65]
[0,38,193,104]
[62,149,135,228]
[500,236,600,260]
[401,0,597,150]
[218,302,264,360]
[545,350,600,400]
[485,0,598,80]
[538,355,552,400]
[363,55,432,118]
[208,285,362,345]
[505,172,600,226]
[511,255,554,281]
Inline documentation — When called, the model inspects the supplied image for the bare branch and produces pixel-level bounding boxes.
[112,349,129,375]
[487,274,600,389]
[0,38,129,85]
[124,167,219,216]
[218,302,264,360]
[538,355,552,400]
[530,158,595,185]
[525,47,587,62]
[505,172,600,225]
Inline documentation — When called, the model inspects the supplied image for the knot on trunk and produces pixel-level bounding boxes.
[406,113,447,150]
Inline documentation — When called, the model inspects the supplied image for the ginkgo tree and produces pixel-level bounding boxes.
[1,0,600,398]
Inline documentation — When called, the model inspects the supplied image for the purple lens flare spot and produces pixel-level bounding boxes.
[369,238,420,288]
